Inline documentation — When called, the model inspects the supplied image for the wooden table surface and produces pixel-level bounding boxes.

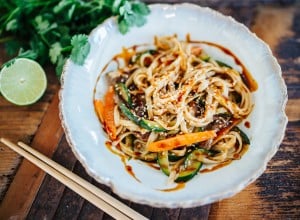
[0,0,299,219]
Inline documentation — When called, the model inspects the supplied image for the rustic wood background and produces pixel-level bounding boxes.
[0,0,299,219]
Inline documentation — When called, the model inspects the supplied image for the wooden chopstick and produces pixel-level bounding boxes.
[0,138,148,220]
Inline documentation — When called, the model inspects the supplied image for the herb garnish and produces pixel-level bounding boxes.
[0,0,150,77]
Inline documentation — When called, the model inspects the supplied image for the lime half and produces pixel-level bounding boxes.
[0,58,47,105]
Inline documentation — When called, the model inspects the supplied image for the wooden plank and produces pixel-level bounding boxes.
[0,90,64,219]
[208,184,262,219]
[101,192,132,219]
[78,201,105,220]
[179,205,211,220]
[26,136,77,219]
[251,6,296,52]
[78,180,111,220]
[0,65,59,200]
[27,135,140,219]
[79,179,111,219]
[52,161,92,219]
[28,137,115,219]
[151,208,181,220]
[217,7,255,28]
[129,202,153,219]
[286,99,300,122]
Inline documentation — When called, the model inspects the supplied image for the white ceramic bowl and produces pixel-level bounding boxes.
[59,3,288,208]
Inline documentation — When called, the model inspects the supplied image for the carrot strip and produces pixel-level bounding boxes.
[103,86,117,140]
[147,130,216,152]
[94,100,104,123]
[191,46,202,56]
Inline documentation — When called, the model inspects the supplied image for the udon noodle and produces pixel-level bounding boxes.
[94,35,255,183]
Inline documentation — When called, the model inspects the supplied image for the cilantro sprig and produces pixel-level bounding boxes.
[0,0,150,78]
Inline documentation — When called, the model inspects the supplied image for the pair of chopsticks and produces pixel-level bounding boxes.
[0,138,148,220]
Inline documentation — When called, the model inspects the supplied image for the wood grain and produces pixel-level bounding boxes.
[26,136,77,219]
[0,91,64,219]
[251,7,296,51]
[0,66,59,200]
[0,1,299,219]
[286,99,300,121]
[27,137,115,220]
[52,162,92,219]
[179,205,211,220]
[77,180,112,220]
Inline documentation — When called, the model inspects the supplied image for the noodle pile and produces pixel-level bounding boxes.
[95,35,254,183]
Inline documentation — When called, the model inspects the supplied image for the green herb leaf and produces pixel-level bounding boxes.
[119,1,132,16]
[17,49,38,60]
[118,18,129,34]
[134,14,146,27]
[34,15,50,33]
[67,4,76,21]
[55,55,67,78]
[0,0,150,80]
[117,1,150,34]
[53,0,73,14]
[132,2,150,15]
[70,34,90,65]
[112,0,124,14]
[1,49,37,68]
[49,42,62,64]
[6,19,18,31]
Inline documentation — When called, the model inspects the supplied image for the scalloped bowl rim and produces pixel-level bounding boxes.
[59,3,288,208]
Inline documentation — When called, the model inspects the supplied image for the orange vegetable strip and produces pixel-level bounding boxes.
[94,99,105,123]
[191,46,202,56]
[147,130,216,152]
[103,86,117,140]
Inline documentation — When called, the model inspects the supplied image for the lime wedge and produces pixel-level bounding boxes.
[0,58,47,105]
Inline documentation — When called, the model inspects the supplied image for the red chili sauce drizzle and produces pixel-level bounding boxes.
[96,35,257,190]
[233,144,249,160]
[244,121,251,128]
[146,162,161,170]
[200,160,232,173]
[186,33,258,92]
[105,141,141,183]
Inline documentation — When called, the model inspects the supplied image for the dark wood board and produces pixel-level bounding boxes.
[0,1,299,219]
